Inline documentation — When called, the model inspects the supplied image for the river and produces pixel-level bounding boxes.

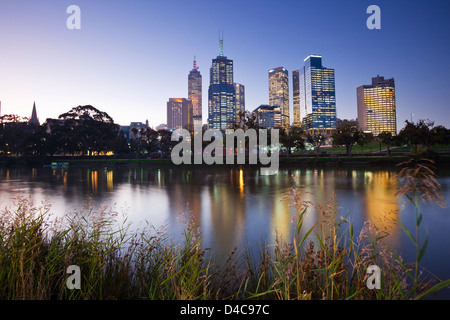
[0,164,449,298]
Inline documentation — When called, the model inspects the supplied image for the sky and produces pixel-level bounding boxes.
[0,0,449,130]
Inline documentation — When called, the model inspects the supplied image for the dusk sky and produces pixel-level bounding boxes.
[0,0,449,129]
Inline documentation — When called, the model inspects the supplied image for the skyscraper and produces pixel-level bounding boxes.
[292,70,301,127]
[299,55,336,133]
[234,83,245,114]
[357,75,397,136]
[208,38,236,130]
[167,98,193,131]
[268,67,289,129]
[188,57,202,128]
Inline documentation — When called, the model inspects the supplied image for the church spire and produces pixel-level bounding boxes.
[30,101,39,126]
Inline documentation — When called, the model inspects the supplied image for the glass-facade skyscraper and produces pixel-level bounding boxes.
[208,51,236,130]
[299,55,336,133]
[188,57,202,128]
[234,83,245,115]
[268,67,290,129]
[357,75,396,136]
[292,70,301,127]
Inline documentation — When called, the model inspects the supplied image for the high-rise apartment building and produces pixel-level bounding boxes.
[208,39,236,130]
[292,70,301,127]
[268,67,289,129]
[188,57,202,128]
[234,83,245,115]
[357,75,396,136]
[299,55,336,133]
[167,98,193,131]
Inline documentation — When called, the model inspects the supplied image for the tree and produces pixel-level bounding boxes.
[332,119,361,156]
[431,125,450,145]
[229,110,261,130]
[378,131,394,156]
[0,115,37,157]
[357,132,374,153]
[280,126,304,157]
[398,120,435,151]
[57,105,120,156]
[306,132,325,155]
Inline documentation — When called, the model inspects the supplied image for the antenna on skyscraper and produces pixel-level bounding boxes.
[193,56,198,70]
[219,30,224,56]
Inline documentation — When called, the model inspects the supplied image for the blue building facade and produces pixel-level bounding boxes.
[208,55,236,130]
[299,55,336,133]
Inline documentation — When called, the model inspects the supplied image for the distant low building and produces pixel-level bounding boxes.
[155,123,169,131]
[129,121,149,140]
[118,121,149,141]
[253,105,281,129]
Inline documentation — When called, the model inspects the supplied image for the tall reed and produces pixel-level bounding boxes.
[395,155,450,298]
[0,161,449,300]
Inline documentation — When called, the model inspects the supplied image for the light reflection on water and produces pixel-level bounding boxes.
[0,165,449,297]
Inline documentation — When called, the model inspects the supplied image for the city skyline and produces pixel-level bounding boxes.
[0,0,449,129]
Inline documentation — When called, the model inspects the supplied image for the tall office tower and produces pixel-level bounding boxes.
[167,98,193,131]
[292,70,301,127]
[299,55,336,133]
[357,75,396,136]
[188,57,202,129]
[208,38,236,130]
[234,83,245,114]
[268,67,290,129]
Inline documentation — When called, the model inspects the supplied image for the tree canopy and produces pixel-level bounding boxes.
[332,120,361,156]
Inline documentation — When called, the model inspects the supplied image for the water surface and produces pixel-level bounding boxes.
[1,165,449,298]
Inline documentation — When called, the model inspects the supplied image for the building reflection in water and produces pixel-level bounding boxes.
[205,168,246,255]
[107,169,114,191]
[362,170,400,246]
[0,165,402,256]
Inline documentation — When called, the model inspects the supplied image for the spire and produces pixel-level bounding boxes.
[30,101,39,126]
[193,56,198,70]
[219,30,224,56]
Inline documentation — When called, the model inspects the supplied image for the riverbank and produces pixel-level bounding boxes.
[1,153,450,168]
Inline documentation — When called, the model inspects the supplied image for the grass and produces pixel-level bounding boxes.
[0,157,449,300]
[317,141,389,154]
